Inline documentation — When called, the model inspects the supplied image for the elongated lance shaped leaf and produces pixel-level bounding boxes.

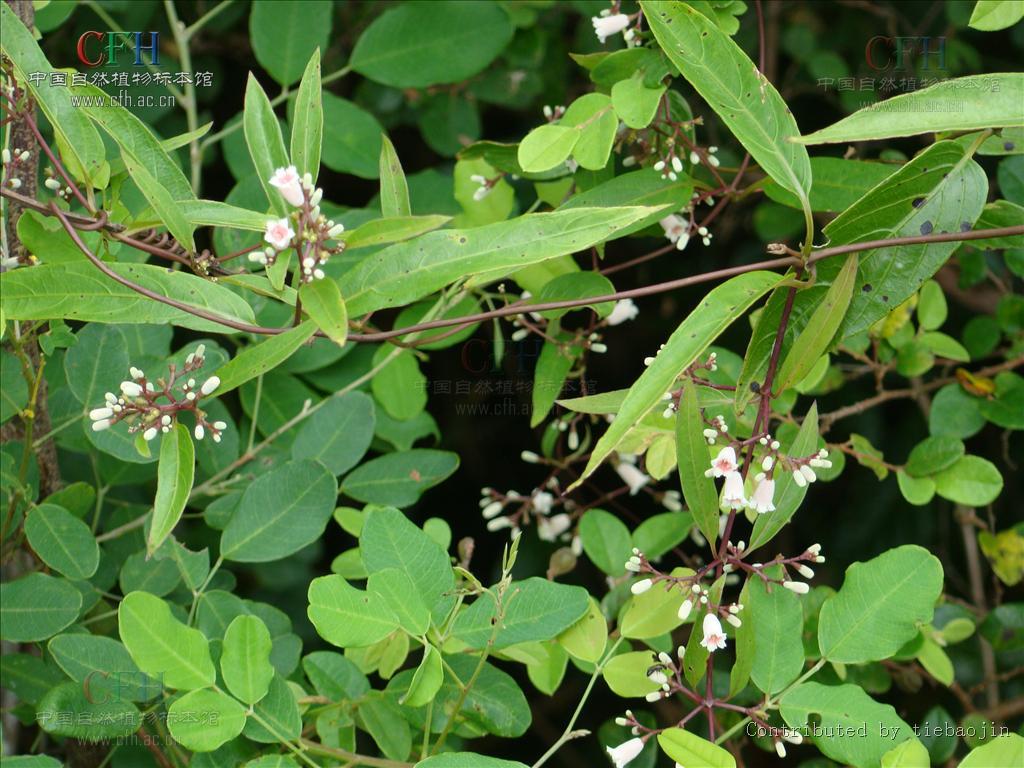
[675,380,720,547]
[734,140,987,414]
[379,135,411,218]
[775,254,858,393]
[244,73,291,217]
[0,4,105,184]
[290,50,323,182]
[797,74,1024,144]
[338,206,658,316]
[572,271,781,489]
[299,280,347,345]
[147,424,195,556]
[213,321,316,395]
[641,1,812,212]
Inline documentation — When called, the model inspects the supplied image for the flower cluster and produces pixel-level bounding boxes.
[479,475,574,545]
[88,344,227,442]
[1,146,30,191]
[252,165,346,282]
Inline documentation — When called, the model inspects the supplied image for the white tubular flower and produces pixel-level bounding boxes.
[264,218,295,250]
[89,407,113,421]
[606,737,644,768]
[783,580,809,595]
[625,555,642,572]
[120,381,143,398]
[678,598,693,621]
[91,418,111,432]
[662,490,682,512]
[591,13,631,44]
[749,476,776,514]
[796,564,815,579]
[775,741,787,759]
[538,512,572,541]
[726,613,742,628]
[615,461,650,496]
[721,471,747,510]
[658,214,688,247]
[200,376,220,396]
[268,165,305,207]
[482,501,504,519]
[486,516,513,532]
[607,298,639,326]
[699,612,728,652]
[630,578,653,595]
[532,491,555,515]
[707,446,739,478]
[520,450,540,464]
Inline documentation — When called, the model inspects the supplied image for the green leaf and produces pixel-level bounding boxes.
[531,334,578,427]
[881,738,931,768]
[49,634,160,702]
[970,0,1024,30]
[748,575,805,695]
[350,1,513,88]
[415,755,527,768]
[612,75,666,129]
[917,280,948,330]
[676,380,721,546]
[776,254,858,392]
[574,271,781,488]
[818,545,943,663]
[119,591,215,690]
[341,215,451,249]
[780,682,914,767]
[121,150,196,253]
[147,424,194,556]
[299,280,347,346]
[180,200,272,232]
[307,574,400,648]
[579,509,633,576]
[0,261,256,333]
[905,435,965,477]
[368,568,430,636]
[920,332,970,362]
[0,573,81,642]
[401,644,443,707]
[168,688,247,752]
[621,570,691,639]
[24,503,99,580]
[221,615,275,705]
[379,135,411,218]
[339,207,657,316]
[244,673,301,743]
[642,0,811,208]
[557,598,607,663]
[518,124,581,173]
[214,322,316,395]
[371,347,427,420]
[303,651,370,700]
[728,580,755,697]
[1,350,28,424]
[603,651,661,697]
[37,681,141,740]
[797,75,1024,143]
[562,93,618,171]
[897,471,937,506]
[341,449,459,507]
[244,73,291,216]
[291,391,375,475]
[933,455,1004,505]
[221,459,338,562]
[290,50,324,179]
[0,4,105,184]
[321,94,384,179]
[250,0,332,86]
[960,734,1024,767]
[453,577,589,649]
[763,157,898,213]
[658,728,736,768]
[558,168,694,239]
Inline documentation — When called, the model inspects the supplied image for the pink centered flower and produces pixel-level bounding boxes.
[268,165,305,207]
[700,612,728,652]
[709,446,738,478]
[263,218,295,250]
